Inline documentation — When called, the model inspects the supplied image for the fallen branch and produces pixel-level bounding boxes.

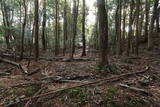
[0,57,28,74]
[24,88,45,107]
[8,81,42,89]
[0,72,10,76]
[28,68,41,76]
[42,75,92,82]
[119,84,152,96]
[4,67,16,73]
[6,68,150,106]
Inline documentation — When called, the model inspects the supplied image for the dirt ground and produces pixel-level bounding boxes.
[0,48,160,107]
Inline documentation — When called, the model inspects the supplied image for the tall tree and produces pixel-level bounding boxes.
[34,0,39,61]
[122,0,126,51]
[55,0,58,56]
[126,0,134,56]
[42,0,47,51]
[71,0,79,59]
[20,0,27,60]
[135,0,140,55]
[1,0,11,49]
[148,0,159,50]
[81,0,86,56]
[97,0,109,66]
[63,0,67,56]
[144,0,150,42]
[117,0,122,55]
[156,7,160,32]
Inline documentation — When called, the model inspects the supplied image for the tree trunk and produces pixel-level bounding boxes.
[148,0,159,50]
[1,1,10,49]
[144,0,150,42]
[42,0,47,51]
[126,0,134,56]
[122,1,126,52]
[97,0,109,67]
[71,0,79,59]
[55,0,58,56]
[20,0,27,60]
[156,7,160,32]
[34,0,39,61]
[81,0,86,56]
[139,3,144,38]
[135,0,140,56]
[117,0,122,55]
[63,0,67,56]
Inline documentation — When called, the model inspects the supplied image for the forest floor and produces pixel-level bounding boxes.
[1,35,160,107]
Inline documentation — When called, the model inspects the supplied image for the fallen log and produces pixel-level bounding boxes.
[6,68,150,106]
[119,84,152,96]
[0,57,28,74]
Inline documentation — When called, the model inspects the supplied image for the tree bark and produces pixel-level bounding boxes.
[148,0,159,50]
[42,0,47,51]
[55,0,58,56]
[97,0,109,66]
[71,0,79,59]
[156,7,160,32]
[117,0,122,55]
[34,0,39,61]
[127,0,134,56]
[135,0,140,55]
[63,0,67,56]
[20,0,27,60]
[122,0,126,52]
[81,0,86,56]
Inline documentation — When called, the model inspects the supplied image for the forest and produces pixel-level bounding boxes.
[0,0,160,106]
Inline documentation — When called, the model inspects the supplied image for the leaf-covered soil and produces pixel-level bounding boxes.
[0,51,160,107]
[1,34,160,107]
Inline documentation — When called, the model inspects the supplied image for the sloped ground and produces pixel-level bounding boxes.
[0,34,160,107]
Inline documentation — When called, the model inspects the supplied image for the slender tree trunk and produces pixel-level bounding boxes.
[63,0,67,56]
[42,0,47,51]
[156,7,160,32]
[135,0,140,56]
[71,0,79,59]
[97,0,109,67]
[55,0,58,56]
[127,0,134,56]
[139,3,144,38]
[122,1,126,52]
[1,1,10,49]
[20,0,27,60]
[19,0,22,51]
[144,0,150,42]
[117,0,122,55]
[81,0,86,56]
[34,0,39,61]
[148,0,159,50]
